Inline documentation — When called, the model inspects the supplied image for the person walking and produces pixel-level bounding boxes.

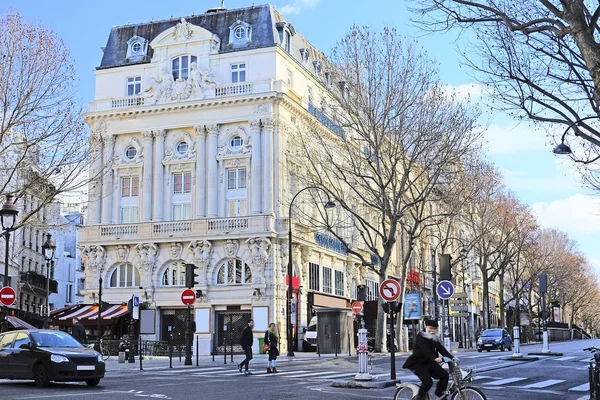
[264,323,279,373]
[402,319,456,400]
[71,317,87,345]
[238,319,254,375]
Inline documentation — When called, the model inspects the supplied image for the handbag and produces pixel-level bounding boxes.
[263,343,270,353]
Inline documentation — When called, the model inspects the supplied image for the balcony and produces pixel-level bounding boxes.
[81,215,275,243]
[89,80,275,112]
[20,271,58,294]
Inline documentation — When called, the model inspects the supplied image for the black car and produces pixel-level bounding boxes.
[0,329,105,387]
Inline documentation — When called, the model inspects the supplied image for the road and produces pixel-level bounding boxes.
[0,339,595,399]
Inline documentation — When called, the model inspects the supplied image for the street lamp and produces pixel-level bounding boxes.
[287,186,336,356]
[553,116,600,155]
[0,194,19,333]
[41,233,56,328]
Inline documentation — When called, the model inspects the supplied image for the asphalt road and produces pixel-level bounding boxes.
[0,339,596,399]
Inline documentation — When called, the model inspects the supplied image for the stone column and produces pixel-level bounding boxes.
[152,130,166,221]
[194,125,207,218]
[112,169,120,224]
[249,119,262,214]
[101,135,115,225]
[218,162,225,217]
[262,118,274,214]
[142,131,154,222]
[206,124,219,218]
[90,133,103,225]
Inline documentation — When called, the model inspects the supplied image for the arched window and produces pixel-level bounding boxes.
[108,264,140,288]
[216,259,252,285]
[161,262,186,287]
[171,55,198,80]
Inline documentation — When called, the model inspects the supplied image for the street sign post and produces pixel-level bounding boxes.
[379,279,401,302]
[132,295,140,320]
[352,301,363,314]
[436,281,454,300]
[181,289,196,306]
[451,312,469,317]
[0,287,16,306]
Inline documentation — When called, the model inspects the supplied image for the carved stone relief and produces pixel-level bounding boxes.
[188,240,212,286]
[135,243,159,288]
[217,126,251,157]
[79,245,106,289]
[169,242,183,259]
[246,237,272,284]
[116,245,130,262]
[173,18,194,41]
[224,239,239,258]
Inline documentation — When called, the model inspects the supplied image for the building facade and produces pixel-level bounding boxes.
[80,5,379,354]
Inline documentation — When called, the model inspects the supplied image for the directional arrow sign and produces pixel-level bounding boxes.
[450,305,469,312]
[448,299,468,305]
[436,280,454,300]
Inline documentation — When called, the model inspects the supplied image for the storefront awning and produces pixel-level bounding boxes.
[7,316,36,330]
[58,305,97,320]
[53,303,130,325]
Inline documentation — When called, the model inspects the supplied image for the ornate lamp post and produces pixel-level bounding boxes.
[41,233,56,328]
[0,194,19,333]
[287,186,335,356]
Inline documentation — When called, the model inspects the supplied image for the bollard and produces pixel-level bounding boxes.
[139,337,143,371]
[512,326,522,357]
[348,333,351,356]
[224,335,227,365]
[317,341,320,357]
[355,327,372,381]
[335,332,338,357]
[196,335,199,367]
[212,332,215,362]
[179,345,182,362]
[169,344,173,369]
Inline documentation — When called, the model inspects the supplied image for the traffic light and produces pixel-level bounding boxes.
[357,284,366,301]
[127,299,133,314]
[185,263,199,289]
[439,254,452,281]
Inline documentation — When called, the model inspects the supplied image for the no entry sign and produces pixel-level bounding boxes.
[0,287,16,306]
[181,289,196,306]
[352,301,363,314]
[379,279,401,302]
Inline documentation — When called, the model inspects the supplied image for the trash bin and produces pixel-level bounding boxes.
[118,351,126,363]
[258,337,265,354]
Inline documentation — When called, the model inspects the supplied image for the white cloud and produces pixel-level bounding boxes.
[279,0,320,15]
[483,122,551,155]
[531,194,600,234]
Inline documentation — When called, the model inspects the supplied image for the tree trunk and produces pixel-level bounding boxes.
[483,275,490,329]
[499,273,505,328]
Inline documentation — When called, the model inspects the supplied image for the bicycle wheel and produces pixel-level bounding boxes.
[451,386,487,400]
[394,384,419,400]
[102,346,110,361]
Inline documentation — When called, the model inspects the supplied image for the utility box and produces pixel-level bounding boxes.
[315,308,354,355]
[118,352,126,363]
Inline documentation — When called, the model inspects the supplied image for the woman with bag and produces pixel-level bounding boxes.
[264,323,279,373]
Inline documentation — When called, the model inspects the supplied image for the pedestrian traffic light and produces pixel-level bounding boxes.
[439,254,452,281]
[357,284,366,301]
[185,263,199,289]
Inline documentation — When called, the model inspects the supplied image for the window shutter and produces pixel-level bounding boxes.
[238,200,247,216]
[227,200,236,217]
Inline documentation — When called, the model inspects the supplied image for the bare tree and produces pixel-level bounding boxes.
[412,0,600,183]
[289,26,481,351]
[0,13,92,227]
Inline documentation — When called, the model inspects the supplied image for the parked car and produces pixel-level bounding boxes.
[477,328,512,352]
[302,316,318,352]
[0,329,105,387]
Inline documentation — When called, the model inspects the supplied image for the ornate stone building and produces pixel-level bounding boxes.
[79,5,379,355]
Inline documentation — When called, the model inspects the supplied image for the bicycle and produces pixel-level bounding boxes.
[394,358,486,400]
[584,346,600,400]
[87,339,110,361]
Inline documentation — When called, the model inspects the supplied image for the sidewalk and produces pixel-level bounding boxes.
[104,352,347,372]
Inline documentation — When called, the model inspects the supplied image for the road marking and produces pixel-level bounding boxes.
[554,356,576,361]
[522,379,565,388]
[162,367,226,373]
[579,358,591,362]
[288,371,356,378]
[471,375,495,380]
[569,383,590,392]
[484,377,527,386]
[312,372,360,379]
[462,355,488,359]
[191,369,241,375]
[255,370,310,377]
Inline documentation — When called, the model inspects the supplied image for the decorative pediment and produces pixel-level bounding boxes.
[114,136,143,166]
[150,20,221,53]
[217,126,251,158]
[164,131,197,163]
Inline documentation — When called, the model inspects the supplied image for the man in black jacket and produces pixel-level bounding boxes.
[71,318,87,345]
[238,319,254,375]
[402,320,454,400]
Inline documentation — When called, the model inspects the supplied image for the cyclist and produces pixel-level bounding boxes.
[402,319,455,400]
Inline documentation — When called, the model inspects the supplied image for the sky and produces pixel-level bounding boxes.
[4,0,600,272]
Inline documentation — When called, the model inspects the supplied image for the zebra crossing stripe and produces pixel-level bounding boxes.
[522,379,565,388]
[484,377,527,386]
[462,355,488,359]
[579,358,591,362]
[470,375,495,381]
[192,369,240,376]
[289,371,355,378]
[313,372,358,380]
[569,383,590,392]
[554,356,576,361]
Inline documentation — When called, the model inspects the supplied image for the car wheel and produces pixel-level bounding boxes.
[34,363,50,388]
[500,344,505,352]
[477,349,482,353]
[86,379,101,387]
[486,349,490,352]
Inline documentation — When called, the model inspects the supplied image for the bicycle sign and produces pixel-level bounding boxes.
[379,279,401,302]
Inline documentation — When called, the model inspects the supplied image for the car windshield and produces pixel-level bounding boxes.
[307,325,317,332]
[31,331,84,348]
[481,329,502,337]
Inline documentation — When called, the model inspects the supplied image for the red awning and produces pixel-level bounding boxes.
[58,305,96,320]
[87,305,121,320]
[7,316,36,329]
[103,306,128,319]
[50,304,78,317]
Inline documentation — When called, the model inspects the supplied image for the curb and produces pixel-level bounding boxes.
[527,352,564,356]
[501,356,540,361]
[331,378,400,389]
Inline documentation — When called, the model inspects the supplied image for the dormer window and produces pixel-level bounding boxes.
[300,48,310,66]
[325,72,332,88]
[275,22,296,54]
[229,20,252,47]
[126,36,148,63]
[313,60,322,74]
[172,55,197,80]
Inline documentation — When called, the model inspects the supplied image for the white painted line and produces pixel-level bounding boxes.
[471,375,495,380]
[569,383,590,392]
[554,356,576,361]
[255,370,310,377]
[485,377,527,386]
[462,355,488,359]
[288,371,353,378]
[579,358,591,362]
[162,367,226,373]
[523,379,565,388]
[192,369,242,376]
[312,372,359,379]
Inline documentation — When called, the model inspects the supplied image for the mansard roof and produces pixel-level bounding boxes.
[98,4,323,70]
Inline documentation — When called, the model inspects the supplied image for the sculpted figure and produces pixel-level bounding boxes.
[246,237,272,284]
[188,240,212,285]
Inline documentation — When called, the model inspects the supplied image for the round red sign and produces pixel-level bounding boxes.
[351,301,363,314]
[181,289,196,306]
[379,279,401,302]
[0,287,16,307]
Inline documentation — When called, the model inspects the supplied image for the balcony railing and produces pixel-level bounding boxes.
[111,96,145,108]
[20,271,58,294]
[215,82,254,97]
[82,215,274,242]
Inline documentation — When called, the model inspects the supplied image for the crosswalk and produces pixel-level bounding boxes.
[152,366,359,382]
